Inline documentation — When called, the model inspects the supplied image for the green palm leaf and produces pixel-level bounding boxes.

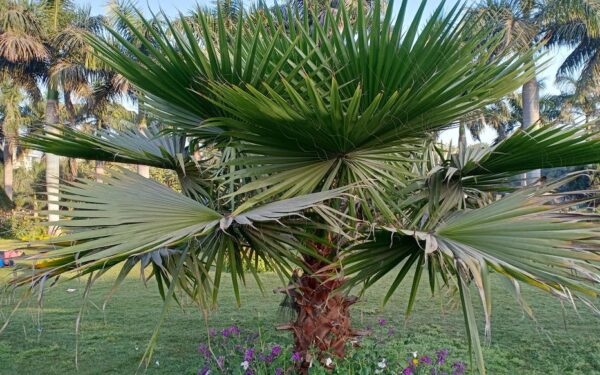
[345,175,600,374]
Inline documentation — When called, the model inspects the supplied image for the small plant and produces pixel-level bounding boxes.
[0,213,47,241]
[197,324,291,375]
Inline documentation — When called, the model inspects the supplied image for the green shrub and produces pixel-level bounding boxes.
[0,213,48,241]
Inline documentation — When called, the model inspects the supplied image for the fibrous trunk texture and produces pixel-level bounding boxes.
[278,244,359,373]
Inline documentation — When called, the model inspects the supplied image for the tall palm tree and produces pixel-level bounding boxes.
[0,0,108,231]
[556,73,600,125]
[9,1,600,374]
[0,0,65,233]
[473,0,600,183]
[49,5,106,181]
[460,95,522,145]
[0,80,25,201]
[473,0,545,184]
[543,0,600,93]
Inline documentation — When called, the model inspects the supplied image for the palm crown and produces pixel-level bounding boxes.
[8,1,600,373]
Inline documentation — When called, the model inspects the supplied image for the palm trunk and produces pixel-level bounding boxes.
[64,90,78,182]
[136,101,150,178]
[95,161,105,182]
[278,244,359,373]
[458,121,467,150]
[3,139,13,201]
[95,118,106,182]
[45,88,61,235]
[522,77,541,185]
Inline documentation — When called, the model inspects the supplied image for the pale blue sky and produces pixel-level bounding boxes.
[78,0,572,144]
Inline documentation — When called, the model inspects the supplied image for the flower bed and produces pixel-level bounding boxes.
[197,319,467,374]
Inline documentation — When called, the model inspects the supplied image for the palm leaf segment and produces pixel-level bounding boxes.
[14,169,345,302]
[345,176,600,372]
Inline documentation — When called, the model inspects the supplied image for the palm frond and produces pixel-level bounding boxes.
[23,124,188,168]
[463,123,600,180]
[345,175,600,375]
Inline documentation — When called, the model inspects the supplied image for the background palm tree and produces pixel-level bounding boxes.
[544,0,600,93]
[556,73,600,125]
[0,80,25,202]
[473,0,600,183]
[0,0,117,230]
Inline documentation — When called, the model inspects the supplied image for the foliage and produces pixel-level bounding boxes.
[0,213,47,241]
[6,1,600,374]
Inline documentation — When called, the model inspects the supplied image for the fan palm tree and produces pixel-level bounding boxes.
[9,1,600,374]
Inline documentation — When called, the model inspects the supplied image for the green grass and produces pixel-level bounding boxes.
[0,267,599,374]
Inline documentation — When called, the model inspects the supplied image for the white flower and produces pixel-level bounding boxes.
[375,370,383,374]
[241,361,250,370]
[325,357,333,367]
[377,359,387,368]
[155,360,160,366]
[412,351,418,358]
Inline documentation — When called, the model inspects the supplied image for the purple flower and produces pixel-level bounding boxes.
[420,355,432,365]
[291,352,302,362]
[452,361,466,375]
[222,325,241,337]
[275,368,284,375]
[271,345,282,357]
[198,366,210,375]
[209,328,217,337]
[378,318,387,326]
[436,349,449,365]
[198,343,210,358]
[244,348,255,362]
[216,356,225,370]
[245,370,255,375]
[403,367,413,375]
[258,353,268,362]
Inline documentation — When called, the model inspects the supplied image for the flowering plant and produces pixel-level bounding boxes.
[197,324,292,374]
[197,319,468,374]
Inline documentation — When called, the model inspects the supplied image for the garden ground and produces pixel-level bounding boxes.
[0,267,599,374]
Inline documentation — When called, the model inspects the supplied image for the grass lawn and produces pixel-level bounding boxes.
[0,267,599,374]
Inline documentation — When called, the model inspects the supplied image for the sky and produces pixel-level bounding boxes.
[80,0,573,144]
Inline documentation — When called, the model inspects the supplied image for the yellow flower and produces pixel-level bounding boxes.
[412,358,419,366]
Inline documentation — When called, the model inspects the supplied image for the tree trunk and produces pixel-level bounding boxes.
[136,102,150,178]
[3,139,13,201]
[458,121,467,150]
[63,90,78,182]
[137,164,150,178]
[522,77,541,185]
[95,161,105,183]
[278,244,359,373]
[45,89,61,235]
